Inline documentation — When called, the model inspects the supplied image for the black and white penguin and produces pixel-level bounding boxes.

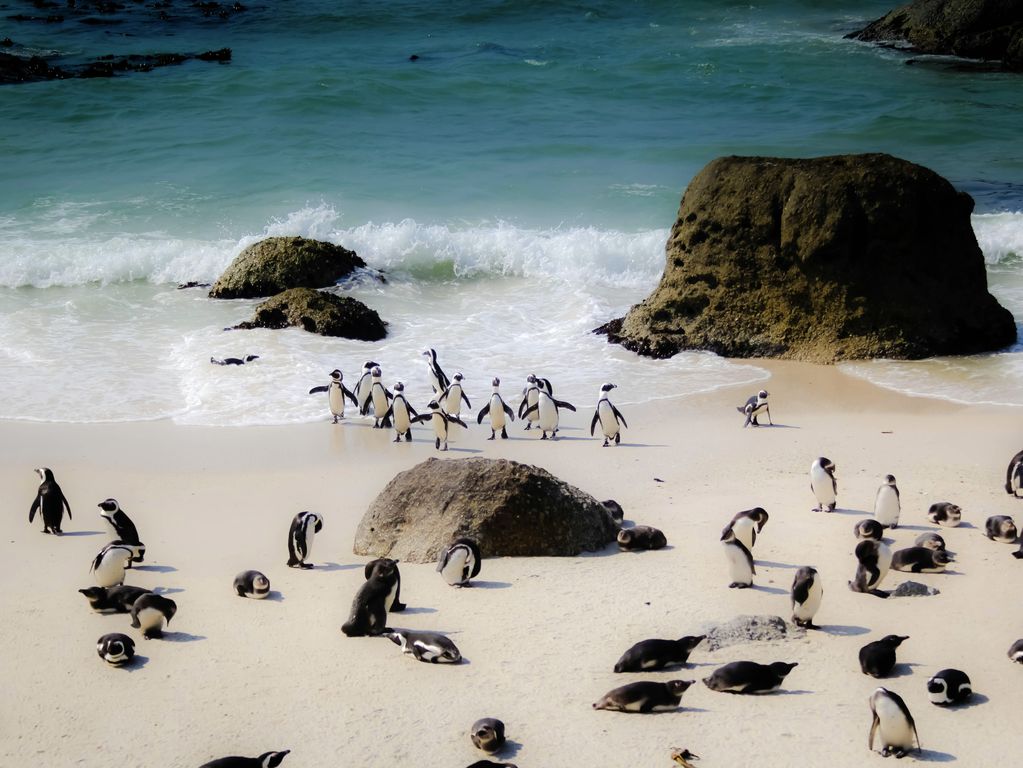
[442,372,471,419]
[914,532,946,551]
[926,669,972,705]
[29,467,72,534]
[984,514,1018,543]
[859,635,909,678]
[518,374,541,430]
[286,511,322,569]
[211,355,259,365]
[791,566,823,629]
[720,527,754,588]
[199,750,290,768]
[90,543,134,588]
[521,382,576,440]
[810,457,837,513]
[308,369,357,423]
[1015,540,1023,560]
[364,558,405,612]
[470,718,506,753]
[476,377,515,439]
[849,538,892,598]
[130,593,177,639]
[341,561,400,637]
[466,762,517,768]
[892,547,953,573]
[702,661,798,694]
[926,501,962,527]
[97,498,144,562]
[96,632,135,666]
[422,348,450,395]
[592,680,694,712]
[854,519,885,541]
[384,628,462,663]
[79,585,152,614]
[617,525,667,551]
[613,635,705,672]
[437,537,482,586]
[367,366,393,427]
[1007,638,1023,663]
[414,399,468,451]
[868,687,920,758]
[721,507,769,550]
[591,383,628,446]
[1006,449,1023,497]
[737,389,771,427]
[234,570,270,599]
[382,382,419,442]
[352,360,379,418]
[873,474,901,529]
[602,499,625,526]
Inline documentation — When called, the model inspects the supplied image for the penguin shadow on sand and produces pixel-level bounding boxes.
[313,562,360,572]
[486,739,523,760]
[755,559,800,569]
[829,507,870,517]
[118,655,150,672]
[58,530,105,537]
[397,605,437,614]
[152,586,185,596]
[946,691,989,709]
[262,591,285,602]
[750,583,788,596]
[158,631,206,643]
[885,661,921,678]
[818,623,870,637]
[466,580,512,589]
[914,748,958,762]
[134,564,177,573]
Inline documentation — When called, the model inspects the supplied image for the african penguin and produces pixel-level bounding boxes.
[130,593,177,639]
[476,377,515,439]
[702,661,797,694]
[592,680,694,712]
[859,635,909,678]
[1008,638,1023,663]
[29,467,72,534]
[382,382,418,442]
[97,498,143,561]
[891,547,953,573]
[368,366,393,428]
[234,570,270,599]
[868,687,920,758]
[926,669,972,705]
[613,635,705,673]
[465,762,518,768]
[914,532,946,551]
[791,566,823,629]
[591,383,628,446]
[617,525,667,551]
[442,372,471,419]
[721,507,769,550]
[384,628,462,663]
[210,355,259,365]
[470,718,506,753]
[926,501,961,527]
[810,457,837,513]
[521,383,576,439]
[79,585,152,614]
[353,361,378,418]
[849,538,892,598]
[198,750,291,768]
[341,561,400,637]
[873,474,901,529]
[720,527,754,588]
[363,557,405,612]
[437,537,482,586]
[422,348,450,394]
[737,389,771,427]
[286,511,322,569]
[518,374,541,430]
[414,399,467,451]
[308,369,357,423]
[1006,449,1023,497]
[96,632,135,666]
[90,543,134,588]
[984,514,1018,543]
[854,519,885,541]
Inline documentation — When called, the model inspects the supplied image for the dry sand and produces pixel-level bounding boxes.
[2,360,1022,767]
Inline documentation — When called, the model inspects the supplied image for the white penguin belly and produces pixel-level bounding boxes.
[445,386,462,415]
[328,386,344,416]
[393,402,411,433]
[136,607,166,634]
[870,544,892,588]
[875,697,914,749]
[95,552,130,588]
[441,550,470,585]
[724,542,753,584]
[811,467,836,506]
[303,529,316,560]
[597,401,619,438]
[538,398,559,432]
[371,388,388,416]
[874,489,900,527]
[489,396,506,429]
[432,413,447,440]
[793,579,823,620]
[525,390,539,422]
[731,517,756,550]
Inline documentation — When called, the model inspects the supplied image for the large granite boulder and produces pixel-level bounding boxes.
[210,236,365,299]
[847,0,1023,70]
[600,154,1015,363]
[353,458,619,562]
[234,287,387,340]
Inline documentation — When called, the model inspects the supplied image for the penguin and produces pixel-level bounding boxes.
[308,369,357,423]
[702,661,798,694]
[854,519,885,541]
[891,547,953,573]
[234,570,270,599]
[466,763,517,768]
[518,374,541,430]
[592,680,694,712]
[352,360,379,417]
[670,749,700,768]
[130,593,177,639]
[590,383,628,446]
[199,751,290,768]
[470,718,505,753]
[382,382,418,442]
[1014,541,1023,560]
[1007,638,1023,663]
[97,498,144,562]
[868,688,920,758]
[211,355,259,365]
[422,348,450,395]
[286,511,323,569]
[29,467,72,534]
[721,507,769,550]
[96,632,135,666]
[849,538,892,598]
[521,383,576,440]
[365,366,393,427]
[984,514,1018,543]
[1006,449,1023,497]
[79,585,152,614]
[874,474,901,529]
[601,499,625,526]
[616,525,667,551]
[90,543,133,588]
[914,532,946,551]
[720,527,754,588]
[341,562,398,637]
[859,635,909,678]
[791,565,823,629]
[384,628,462,663]
[926,669,972,705]
[613,635,705,672]
[926,501,961,527]
[737,389,771,427]
[413,399,468,451]
[437,537,482,586]
[363,557,405,612]
[810,457,837,513]
[476,377,515,439]
[441,372,471,419]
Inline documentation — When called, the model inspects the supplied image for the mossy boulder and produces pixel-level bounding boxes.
[600,153,1015,363]
[210,236,365,299]
[235,287,387,341]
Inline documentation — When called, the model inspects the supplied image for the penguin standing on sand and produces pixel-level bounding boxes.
[849,539,892,598]
[199,750,290,768]
[442,373,471,419]
[382,382,419,442]
[720,527,754,588]
[1006,449,1023,497]
[437,537,482,586]
[518,374,541,430]
[810,457,837,513]
[737,389,771,427]
[422,348,450,395]
[874,474,901,529]
[90,543,134,588]
[29,467,72,534]
[868,688,920,758]
[353,361,378,418]
[98,498,144,562]
[521,381,575,440]
[590,383,628,446]
[130,593,177,639]
[368,366,393,428]
[791,566,823,629]
[477,377,515,439]
[308,369,357,423]
[721,507,769,550]
[415,400,468,451]
[286,511,323,569]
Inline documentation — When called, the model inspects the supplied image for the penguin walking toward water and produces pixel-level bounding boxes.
[368,366,393,428]
[518,374,541,430]
[810,457,837,513]
[199,750,291,768]
[791,566,823,629]
[1006,449,1023,497]
[521,382,575,440]
[352,361,378,418]
[737,389,771,427]
[286,511,323,569]
[422,348,450,395]
[90,543,133,588]
[97,498,144,562]
[477,377,515,439]
[868,687,920,758]
[721,507,769,551]
[29,467,72,534]
[590,383,628,446]
[308,369,357,423]
[414,400,468,451]
[874,474,901,529]
[437,537,482,586]
[720,527,755,588]
[849,538,892,598]
[382,382,419,442]
[442,373,471,419]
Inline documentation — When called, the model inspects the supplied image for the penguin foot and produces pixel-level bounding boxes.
[332,417,339,424]
[869,588,890,599]
[729,582,752,589]
[540,433,548,440]
[501,428,508,439]
[602,438,609,447]
[405,433,412,442]
[393,436,401,443]
[524,423,532,430]
[488,433,495,440]
[299,563,314,570]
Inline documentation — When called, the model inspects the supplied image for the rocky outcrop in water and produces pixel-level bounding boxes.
[598,153,1016,363]
[0,47,230,84]
[847,0,1023,71]
[234,287,387,341]
[353,458,619,562]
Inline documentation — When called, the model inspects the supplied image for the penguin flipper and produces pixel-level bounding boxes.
[64,496,71,519]
[522,403,538,418]
[518,396,528,418]
[792,575,811,604]
[501,401,515,421]
[612,406,627,428]
[407,404,419,419]
[462,392,471,409]
[868,711,879,751]
[554,399,576,412]
[382,404,395,421]
[309,385,329,394]
[29,496,39,523]
[590,411,599,436]
[476,403,491,424]
[447,415,469,429]
[343,385,358,404]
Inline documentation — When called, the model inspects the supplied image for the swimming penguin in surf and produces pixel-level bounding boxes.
[414,400,468,451]
[29,467,72,534]
[868,687,920,758]
[382,382,419,442]
[521,381,575,440]
[810,457,837,513]
[308,369,357,423]
[737,389,771,427]
[477,377,515,439]
[442,372,471,419]
[211,355,259,365]
[422,348,450,395]
[286,511,323,569]
[591,383,628,446]
[98,498,144,562]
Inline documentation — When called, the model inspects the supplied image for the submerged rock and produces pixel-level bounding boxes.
[353,457,619,562]
[234,287,387,340]
[703,615,804,651]
[600,153,1015,362]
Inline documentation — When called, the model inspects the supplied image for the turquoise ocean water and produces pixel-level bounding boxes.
[2,0,1021,423]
